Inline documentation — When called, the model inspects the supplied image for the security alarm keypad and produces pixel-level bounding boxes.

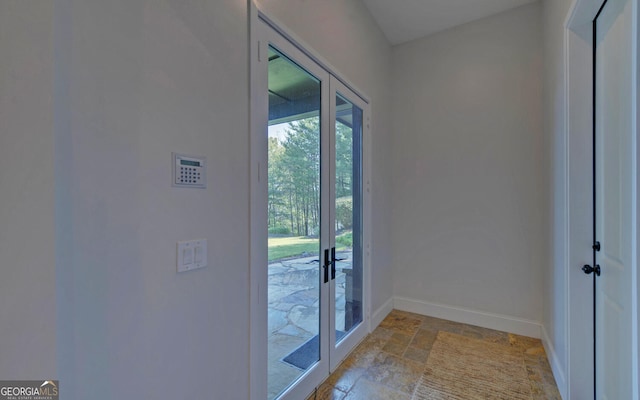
[173,153,206,188]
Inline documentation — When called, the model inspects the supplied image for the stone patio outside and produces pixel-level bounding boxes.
[267,251,351,400]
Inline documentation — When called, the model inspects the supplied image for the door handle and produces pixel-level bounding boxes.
[330,247,336,280]
[323,249,330,283]
[582,264,601,276]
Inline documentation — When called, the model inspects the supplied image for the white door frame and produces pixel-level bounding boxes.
[564,0,639,398]
[249,3,372,399]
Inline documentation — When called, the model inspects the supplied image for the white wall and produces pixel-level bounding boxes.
[0,1,57,378]
[255,0,394,318]
[53,0,249,398]
[390,3,546,329]
[541,0,574,396]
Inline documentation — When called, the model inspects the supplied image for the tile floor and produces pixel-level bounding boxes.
[305,310,561,400]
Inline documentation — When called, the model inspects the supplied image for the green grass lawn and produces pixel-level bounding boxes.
[268,232,352,262]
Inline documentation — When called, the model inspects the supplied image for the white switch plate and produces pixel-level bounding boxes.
[177,239,207,272]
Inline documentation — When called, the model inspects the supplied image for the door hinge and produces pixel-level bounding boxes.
[592,241,601,251]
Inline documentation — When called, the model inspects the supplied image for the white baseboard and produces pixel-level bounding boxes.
[393,297,542,339]
[370,297,393,331]
[541,325,567,399]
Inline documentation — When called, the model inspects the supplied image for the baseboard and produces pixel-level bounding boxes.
[541,325,567,399]
[393,297,542,339]
[370,297,393,331]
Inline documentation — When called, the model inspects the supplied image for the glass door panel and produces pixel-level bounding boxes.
[267,46,323,400]
[256,18,369,399]
[328,77,368,371]
[333,93,363,342]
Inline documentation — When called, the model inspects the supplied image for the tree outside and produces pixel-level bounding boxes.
[268,117,353,261]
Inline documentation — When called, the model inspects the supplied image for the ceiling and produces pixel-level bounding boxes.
[361,0,538,45]
[268,47,353,126]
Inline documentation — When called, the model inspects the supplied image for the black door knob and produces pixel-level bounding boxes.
[582,264,601,276]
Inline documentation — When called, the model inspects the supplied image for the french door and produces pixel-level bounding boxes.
[587,0,635,398]
[252,15,370,400]
[328,80,368,372]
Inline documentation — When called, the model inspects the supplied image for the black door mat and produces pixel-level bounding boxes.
[282,331,347,370]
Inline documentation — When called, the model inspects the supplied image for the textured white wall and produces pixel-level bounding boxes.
[54,1,249,398]
[255,0,394,316]
[0,1,57,379]
[391,4,546,322]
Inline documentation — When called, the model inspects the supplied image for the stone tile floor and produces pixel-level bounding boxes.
[305,310,562,400]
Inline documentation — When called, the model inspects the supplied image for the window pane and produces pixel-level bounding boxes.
[267,46,322,400]
[334,93,363,342]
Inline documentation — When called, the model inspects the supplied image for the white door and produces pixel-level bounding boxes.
[593,0,634,397]
[260,24,331,400]
[253,16,370,400]
[329,77,370,371]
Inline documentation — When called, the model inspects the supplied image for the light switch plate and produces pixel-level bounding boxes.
[177,239,207,272]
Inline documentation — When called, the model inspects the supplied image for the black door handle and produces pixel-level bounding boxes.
[323,249,330,283]
[582,264,601,276]
[330,247,336,280]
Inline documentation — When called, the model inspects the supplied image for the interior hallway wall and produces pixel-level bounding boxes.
[541,0,575,396]
[54,1,249,398]
[255,0,394,318]
[0,0,57,379]
[390,3,547,327]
